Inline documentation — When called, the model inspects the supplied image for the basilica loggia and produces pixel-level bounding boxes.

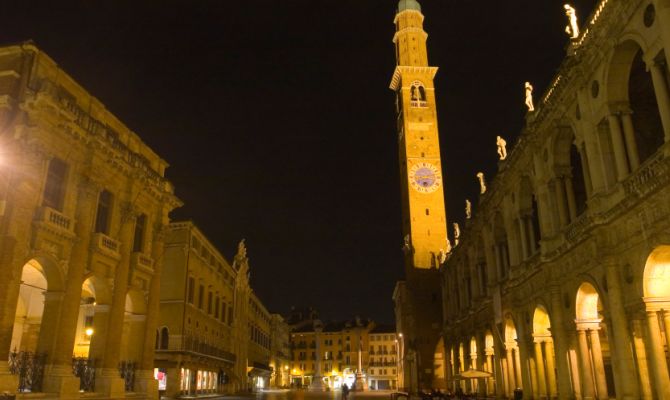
[441,1,670,399]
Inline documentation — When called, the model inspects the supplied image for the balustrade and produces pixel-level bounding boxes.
[8,350,46,393]
[72,357,96,392]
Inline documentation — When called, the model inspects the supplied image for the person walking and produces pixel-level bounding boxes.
[342,383,350,400]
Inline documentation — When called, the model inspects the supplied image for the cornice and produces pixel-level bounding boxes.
[389,66,438,91]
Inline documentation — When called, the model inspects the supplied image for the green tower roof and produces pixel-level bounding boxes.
[397,0,421,13]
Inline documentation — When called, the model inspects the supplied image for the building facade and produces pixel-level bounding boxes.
[289,316,383,390]
[269,314,291,388]
[367,326,399,391]
[154,222,240,397]
[390,0,447,393]
[441,1,670,399]
[247,293,273,391]
[0,43,181,399]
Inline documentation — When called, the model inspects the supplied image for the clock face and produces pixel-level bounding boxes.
[409,162,442,193]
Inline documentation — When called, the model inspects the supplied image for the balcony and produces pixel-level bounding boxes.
[131,252,154,272]
[91,233,121,260]
[35,206,75,237]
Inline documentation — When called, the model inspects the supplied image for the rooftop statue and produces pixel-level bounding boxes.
[476,172,487,194]
[497,135,508,160]
[236,238,247,259]
[445,237,452,254]
[453,223,461,246]
[565,4,580,39]
[465,199,472,219]
[525,82,535,112]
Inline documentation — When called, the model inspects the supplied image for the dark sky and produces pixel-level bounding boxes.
[1,0,597,323]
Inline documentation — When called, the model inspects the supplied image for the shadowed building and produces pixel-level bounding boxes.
[0,42,181,399]
[390,0,447,393]
[441,1,670,399]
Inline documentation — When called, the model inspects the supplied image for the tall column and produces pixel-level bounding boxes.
[502,351,512,396]
[518,218,529,260]
[576,329,595,400]
[544,341,557,397]
[485,352,494,395]
[564,177,577,221]
[649,62,670,142]
[644,309,670,399]
[579,148,593,196]
[534,340,547,398]
[494,244,503,279]
[620,112,641,170]
[525,217,536,254]
[43,181,99,396]
[98,212,137,398]
[555,178,569,227]
[587,329,608,399]
[662,310,670,352]
[137,226,166,400]
[607,114,630,180]
[631,317,653,400]
[506,347,517,391]
[604,263,639,399]
[529,356,539,400]
[549,288,573,399]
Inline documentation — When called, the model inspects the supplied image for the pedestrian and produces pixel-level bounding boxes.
[342,383,350,400]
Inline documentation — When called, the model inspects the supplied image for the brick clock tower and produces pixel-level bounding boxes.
[391,0,447,392]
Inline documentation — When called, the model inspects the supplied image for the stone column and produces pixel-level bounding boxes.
[549,290,573,399]
[632,317,653,400]
[568,332,582,399]
[485,352,494,395]
[502,351,512,396]
[607,114,630,180]
[587,329,608,399]
[137,227,166,399]
[649,62,670,142]
[604,263,639,399]
[620,112,641,170]
[564,176,577,222]
[528,356,539,400]
[311,323,325,391]
[97,212,137,398]
[534,340,547,398]
[43,181,98,396]
[576,329,595,400]
[579,148,593,197]
[513,347,523,393]
[544,341,557,397]
[644,309,670,399]
[662,310,670,354]
[525,217,536,254]
[518,218,529,260]
[555,178,569,227]
[88,305,111,362]
[505,347,516,391]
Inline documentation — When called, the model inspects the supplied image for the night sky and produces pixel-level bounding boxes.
[1,0,597,323]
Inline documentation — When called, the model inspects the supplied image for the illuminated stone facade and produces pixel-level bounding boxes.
[269,314,291,388]
[367,326,399,391]
[0,43,181,399]
[390,0,446,393]
[441,1,670,399]
[288,316,377,390]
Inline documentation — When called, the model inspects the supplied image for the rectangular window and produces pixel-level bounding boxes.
[228,305,233,325]
[207,291,213,314]
[42,158,68,211]
[94,190,113,234]
[133,214,147,252]
[198,284,204,309]
[215,296,220,319]
[187,277,195,304]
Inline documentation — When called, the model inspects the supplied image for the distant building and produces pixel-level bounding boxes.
[247,293,273,391]
[367,326,399,390]
[269,314,291,388]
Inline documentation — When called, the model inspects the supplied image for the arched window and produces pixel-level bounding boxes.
[410,81,428,107]
[160,327,169,350]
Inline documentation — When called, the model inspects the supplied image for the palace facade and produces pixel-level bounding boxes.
[440,1,670,399]
[0,42,181,399]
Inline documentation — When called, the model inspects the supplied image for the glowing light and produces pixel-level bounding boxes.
[85,328,94,336]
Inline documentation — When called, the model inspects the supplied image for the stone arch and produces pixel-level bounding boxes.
[533,305,552,336]
[606,39,664,166]
[575,281,615,398]
[503,316,523,396]
[74,275,113,358]
[643,245,670,299]
[532,305,558,398]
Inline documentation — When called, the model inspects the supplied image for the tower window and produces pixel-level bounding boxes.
[425,209,430,215]
[410,81,427,108]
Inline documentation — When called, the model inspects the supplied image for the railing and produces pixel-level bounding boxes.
[565,212,592,243]
[623,152,670,198]
[179,336,236,362]
[72,357,96,392]
[8,350,46,392]
[92,233,121,258]
[38,206,74,233]
[118,361,136,392]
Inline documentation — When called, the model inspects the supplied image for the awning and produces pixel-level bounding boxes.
[453,368,492,380]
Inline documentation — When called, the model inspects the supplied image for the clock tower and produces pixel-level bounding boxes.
[391,0,448,393]
[390,0,448,269]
